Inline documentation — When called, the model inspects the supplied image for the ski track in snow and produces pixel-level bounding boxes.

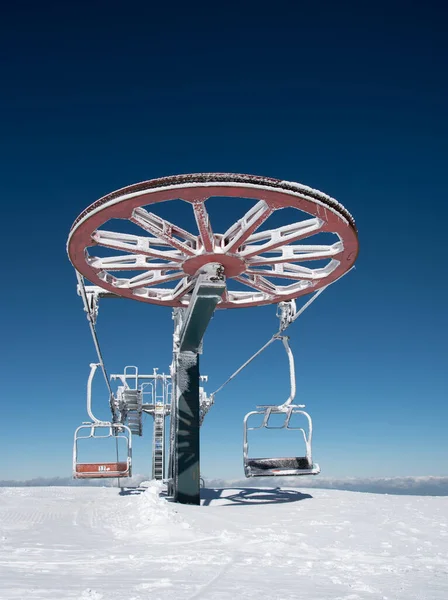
[0,483,447,599]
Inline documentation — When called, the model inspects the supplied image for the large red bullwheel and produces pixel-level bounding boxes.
[67,173,358,308]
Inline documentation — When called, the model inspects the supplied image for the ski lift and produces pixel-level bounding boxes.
[72,362,133,479]
[73,423,132,479]
[243,336,320,477]
[243,405,319,477]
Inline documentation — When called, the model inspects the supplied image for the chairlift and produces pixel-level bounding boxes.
[243,335,320,477]
[243,406,319,476]
[73,422,132,479]
[72,362,132,479]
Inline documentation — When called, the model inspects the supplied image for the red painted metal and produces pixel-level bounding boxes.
[74,462,129,479]
[182,253,246,278]
[67,173,359,308]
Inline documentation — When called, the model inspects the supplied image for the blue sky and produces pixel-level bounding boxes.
[1,1,447,481]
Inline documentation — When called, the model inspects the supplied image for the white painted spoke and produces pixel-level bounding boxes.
[227,290,266,304]
[272,280,314,295]
[222,201,273,253]
[87,254,181,271]
[118,270,184,290]
[247,259,339,281]
[92,230,184,262]
[247,264,315,280]
[235,274,277,295]
[192,200,215,252]
[133,278,194,302]
[247,241,343,266]
[221,287,230,304]
[169,277,196,301]
[240,218,324,258]
[133,287,175,301]
[131,208,198,256]
[237,275,313,296]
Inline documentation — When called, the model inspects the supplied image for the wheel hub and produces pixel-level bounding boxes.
[182,253,246,278]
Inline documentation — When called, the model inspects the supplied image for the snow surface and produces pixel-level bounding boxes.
[1,482,447,600]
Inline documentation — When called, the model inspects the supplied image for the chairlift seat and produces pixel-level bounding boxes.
[246,457,320,477]
[73,423,132,479]
[243,404,319,478]
[75,461,130,479]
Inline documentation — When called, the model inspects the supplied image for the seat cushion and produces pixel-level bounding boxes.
[247,457,311,470]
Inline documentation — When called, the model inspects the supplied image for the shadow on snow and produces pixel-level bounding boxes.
[118,486,148,496]
[201,487,313,507]
[117,485,313,505]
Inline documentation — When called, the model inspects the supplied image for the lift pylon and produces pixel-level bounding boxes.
[168,263,226,504]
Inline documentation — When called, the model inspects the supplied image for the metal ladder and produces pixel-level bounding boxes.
[152,406,165,480]
[123,389,142,436]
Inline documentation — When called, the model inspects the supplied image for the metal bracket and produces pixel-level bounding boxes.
[177,263,226,353]
[76,284,121,325]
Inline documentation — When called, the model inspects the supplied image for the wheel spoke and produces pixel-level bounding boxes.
[247,260,339,281]
[227,290,267,304]
[117,270,184,290]
[87,254,181,271]
[131,208,198,256]
[92,230,184,262]
[240,218,324,258]
[271,280,314,295]
[247,241,343,265]
[135,277,195,302]
[169,277,196,301]
[192,199,215,252]
[222,201,273,253]
[235,274,277,294]
[221,287,230,303]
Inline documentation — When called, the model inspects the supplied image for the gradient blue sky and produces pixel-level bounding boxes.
[1,1,447,480]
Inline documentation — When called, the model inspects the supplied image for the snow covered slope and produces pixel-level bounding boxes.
[0,483,447,599]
